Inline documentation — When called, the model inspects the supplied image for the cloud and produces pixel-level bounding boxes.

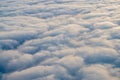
[77,64,120,80]
[0,0,120,80]
[0,39,19,50]
[4,65,71,80]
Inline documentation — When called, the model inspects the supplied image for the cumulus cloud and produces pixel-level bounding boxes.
[0,0,120,80]
[77,64,120,80]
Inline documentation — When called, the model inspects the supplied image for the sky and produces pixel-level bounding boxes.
[0,0,120,80]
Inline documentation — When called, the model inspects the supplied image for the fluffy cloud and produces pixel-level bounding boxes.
[0,0,120,80]
[77,64,120,80]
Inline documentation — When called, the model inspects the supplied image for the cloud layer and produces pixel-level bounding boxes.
[0,0,120,80]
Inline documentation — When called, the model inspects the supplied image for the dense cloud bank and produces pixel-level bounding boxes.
[0,0,120,80]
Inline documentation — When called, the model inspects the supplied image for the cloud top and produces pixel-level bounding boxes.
[0,0,120,80]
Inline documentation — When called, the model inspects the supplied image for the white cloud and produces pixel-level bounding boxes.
[0,0,120,80]
[77,64,119,80]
